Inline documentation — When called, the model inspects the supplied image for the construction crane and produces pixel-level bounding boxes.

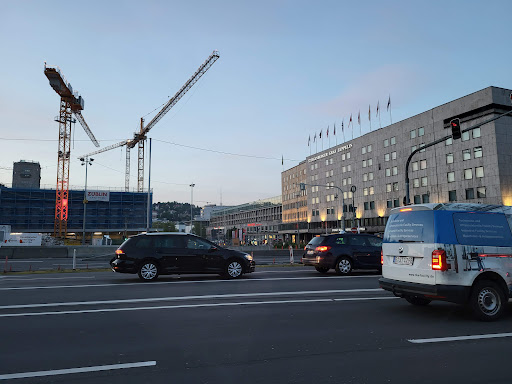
[79,50,220,192]
[44,63,100,238]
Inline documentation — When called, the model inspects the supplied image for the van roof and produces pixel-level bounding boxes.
[390,203,512,215]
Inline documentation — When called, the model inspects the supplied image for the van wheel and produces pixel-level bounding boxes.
[335,257,352,275]
[315,266,329,274]
[470,280,506,321]
[405,296,431,306]
[138,260,159,281]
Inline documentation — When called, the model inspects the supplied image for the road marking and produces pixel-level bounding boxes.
[0,296,397,318]
[408,333,512,344]
[0,361,156,380]
[4,260,44,263]
[0,275,378,291]
[0,276,94,281]
[0,288,385,309]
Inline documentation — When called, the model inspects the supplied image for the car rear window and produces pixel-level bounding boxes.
[307,236,327,247]
[453,212,512,247]
[384,211,434,243]
[366,236,383,247]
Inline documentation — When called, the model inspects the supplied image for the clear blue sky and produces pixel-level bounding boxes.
[1,0,510,206]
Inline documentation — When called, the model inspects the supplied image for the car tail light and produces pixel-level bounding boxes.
[315,246,332,253]
[432,250,448,271]
[115,249,126,259]
[381,250,383,265]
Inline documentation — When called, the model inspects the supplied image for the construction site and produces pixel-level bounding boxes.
[0,51,220,245]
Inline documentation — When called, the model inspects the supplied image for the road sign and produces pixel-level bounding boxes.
[351,227,358,234]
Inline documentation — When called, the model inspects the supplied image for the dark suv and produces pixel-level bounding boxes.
[302,234,382,275]
[110,232,255,281]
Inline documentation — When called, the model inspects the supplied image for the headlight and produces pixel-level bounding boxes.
[244,254,253,261]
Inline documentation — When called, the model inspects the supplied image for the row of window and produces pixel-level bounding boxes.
[448,166,484,182]
[363,172,374,182]
[446,147,482,163]
[384,152,397,161]
[449,187,487,201]
[363,187,375,196]
[383,137,397,147]
[385,166,399,177]
[445,127,481,145]
[410,127,425,139]
[361,144,372,154]
[412,177,429,188]
[411,160,427,171]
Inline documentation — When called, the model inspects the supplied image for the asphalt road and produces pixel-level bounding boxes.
[1,267,511,383]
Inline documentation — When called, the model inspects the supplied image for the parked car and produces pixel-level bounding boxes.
[380,203,512,321]
[302,233,382,275]
[110,232,255,281]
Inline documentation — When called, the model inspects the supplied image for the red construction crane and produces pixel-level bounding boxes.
[44,63,100,238]
[80,50,220,192]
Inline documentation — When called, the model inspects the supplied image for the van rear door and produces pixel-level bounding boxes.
[382,208,437,285]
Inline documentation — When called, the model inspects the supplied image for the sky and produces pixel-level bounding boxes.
[1,0,511,207]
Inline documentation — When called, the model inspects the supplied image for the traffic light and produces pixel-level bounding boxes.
[450,118,461,140]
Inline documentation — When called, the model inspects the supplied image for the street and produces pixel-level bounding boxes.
[0,267,511,383]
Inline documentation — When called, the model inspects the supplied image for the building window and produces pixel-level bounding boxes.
[446,137,453,146]
[341,154,346,161]
[392,151,397,160]
[370,201,375,210]
[418,127,425,136]
[348,177,352,184]
[477,187,486,198]
[414,195,421,204]
[342,166,346,173]
[465,188,475,200]
[363,173,368,182]
[363,188,368,196]
[392,166,398,175]
[448,172,455,182]
[384,153,390,162]
[386,184,392,193]
[410,129,416,139]
[421,177,428,187]
[384,139,389,147]
[449,190,457,201]
[413,178,420,188]
[422,194,430,203]
[393,199,399,207]
[392,182,399,191]
[474,146,483,158]
[362,147,366,155]
[419,143,426,153]
[342,179,347,186]
[464,168,473,180]
[420,160,427,170]
[446,153,454,164]
[390,137,396,145]
[461,131,470,141]
[412,162,419,171]
[362,160,367,168]
[369,186,374,195]
[385,168,391,177]
[369,172,374,181]
[475,166,484,178]
[368,159,373,166]
[347,165,351,172]
[412,145,417,153]
[462,149,471,161]
[387,200,392,208]
[326,171,330,178]
[367,145,372,153]
[473,127,481,138]
[364,202,369,211]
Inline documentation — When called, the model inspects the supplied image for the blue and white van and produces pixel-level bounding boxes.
[379,203,512,321]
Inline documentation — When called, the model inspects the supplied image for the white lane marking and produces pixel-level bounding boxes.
[0,361,156,380]
[3,260,44,263]
[0,276,94,281]
[0,288,385,309]
[0,296,396,318]
[0,275,378,291]
[408,333,512,344]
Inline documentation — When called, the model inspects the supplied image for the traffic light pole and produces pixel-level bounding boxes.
[405,106,512,205]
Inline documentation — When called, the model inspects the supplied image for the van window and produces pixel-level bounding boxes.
[453,212,512,247]
[384,211,434,243]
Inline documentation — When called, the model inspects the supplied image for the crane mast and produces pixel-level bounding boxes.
[44,63,100,238]
[79,50,220,192]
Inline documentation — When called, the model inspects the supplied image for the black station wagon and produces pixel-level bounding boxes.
[302,234,382,275]
[110,232,255,281]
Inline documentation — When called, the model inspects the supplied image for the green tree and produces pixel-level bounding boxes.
[153,221,178,232]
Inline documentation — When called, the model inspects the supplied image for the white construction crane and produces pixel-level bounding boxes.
[79,50,220,192]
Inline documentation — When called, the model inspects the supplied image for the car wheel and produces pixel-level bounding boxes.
[335,257,352,275]
[315,266,329,274]
[138,260,159,281]
[404,296,431,306]
[225,259,243,279]
[470,280,507,321]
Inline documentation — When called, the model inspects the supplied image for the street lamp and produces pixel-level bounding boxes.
[80,157,94,245]
[190,183,195,233]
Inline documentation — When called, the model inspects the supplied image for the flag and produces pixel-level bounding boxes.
[333,123,336,135]
[342,120,344,132]
[376,101,380,117]
[314,133,316,142]
[281,155,283,165]
[326,126,329,137]
[358,111,361,125]
[308,135,310,146]
[319,129,322,139]
[387,95,391,111]
[349,115,352,126]
[368,105,371,121]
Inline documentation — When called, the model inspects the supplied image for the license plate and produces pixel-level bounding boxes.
[393,256,413,265]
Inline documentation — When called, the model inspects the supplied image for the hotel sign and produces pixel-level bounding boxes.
[308,143,352,163]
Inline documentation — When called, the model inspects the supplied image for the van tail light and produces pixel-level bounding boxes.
[432,250,448,271]
[115,249,126,259]
[315,246,332,253]
[381,250,383,265]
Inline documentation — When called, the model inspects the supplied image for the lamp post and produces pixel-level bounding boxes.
[296,193,300,248]
[190,183,195,233]
[80,157,94,245]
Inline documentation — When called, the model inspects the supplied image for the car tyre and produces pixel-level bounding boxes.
[470,280,507,321]
[335,257,353,275]
[138,260,159,281]
[404,296,431,306]
[224,259,243,279]
[315,266,329,274]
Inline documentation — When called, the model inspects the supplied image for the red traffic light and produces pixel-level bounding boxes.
[450,118,461,140]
